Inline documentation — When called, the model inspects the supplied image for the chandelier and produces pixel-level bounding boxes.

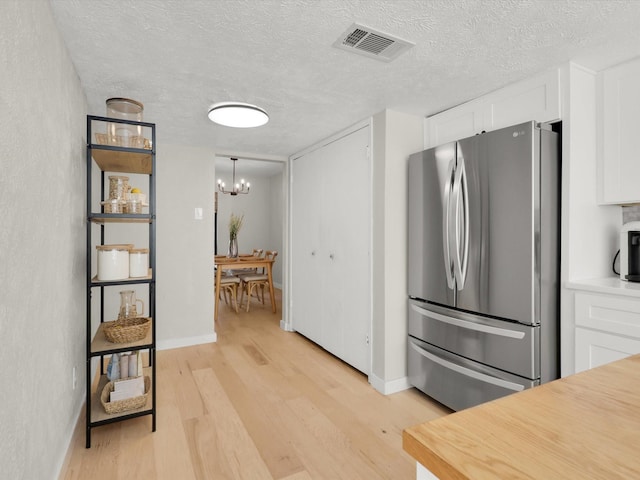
[217,157,250,195]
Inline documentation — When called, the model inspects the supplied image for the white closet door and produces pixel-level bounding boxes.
[291,125,371,375]
[291,148,323,344]
[321,127,370,373]
[338,127,370,374]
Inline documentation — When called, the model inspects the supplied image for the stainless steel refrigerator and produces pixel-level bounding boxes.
[407,120,560,411]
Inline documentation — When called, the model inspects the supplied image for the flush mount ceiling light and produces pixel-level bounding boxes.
[207,102,269,128]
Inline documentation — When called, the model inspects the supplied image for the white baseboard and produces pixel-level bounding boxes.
[279,319,294,332]
[368,373,412,395]
[157,333,217,351]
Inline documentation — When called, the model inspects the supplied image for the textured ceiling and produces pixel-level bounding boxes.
[50,0,640,160]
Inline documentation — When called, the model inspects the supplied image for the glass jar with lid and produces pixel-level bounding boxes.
[106,98,144,148]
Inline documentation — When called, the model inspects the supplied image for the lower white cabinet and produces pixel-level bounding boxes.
[291,124,371,374]
[574,291,640,372]
[575,327,640,372]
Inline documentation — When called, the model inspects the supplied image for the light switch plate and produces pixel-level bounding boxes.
[194,207,203,220]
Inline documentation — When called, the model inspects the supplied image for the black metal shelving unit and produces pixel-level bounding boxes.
[85,115,156,448]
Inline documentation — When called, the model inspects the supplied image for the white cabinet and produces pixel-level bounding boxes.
[597,56,640,204]
[574,291,640,372]
[486,68,561,131]
[426,69,561,148]
[291,124,371,374]
[426,97,484,147]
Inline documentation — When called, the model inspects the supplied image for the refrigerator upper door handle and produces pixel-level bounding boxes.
[453,154,469,289]
[443,158,456,289]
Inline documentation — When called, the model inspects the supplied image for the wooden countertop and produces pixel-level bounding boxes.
[403,354,640,479]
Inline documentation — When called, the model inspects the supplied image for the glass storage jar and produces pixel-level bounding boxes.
[108,175,130,201]
[106,98,144,148]
[101,198,123,214]
[129,248,149,277]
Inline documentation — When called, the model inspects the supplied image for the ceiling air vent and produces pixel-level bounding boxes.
[333,23,414,62]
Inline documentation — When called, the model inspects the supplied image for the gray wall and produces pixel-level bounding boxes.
[0,1,87,478]
[156,144,216,347]
[371,110,425,392]
[0,4,219,477]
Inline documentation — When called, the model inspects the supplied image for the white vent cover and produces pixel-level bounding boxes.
[333,23,414,62]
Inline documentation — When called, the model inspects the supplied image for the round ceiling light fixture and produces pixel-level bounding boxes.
[207,102,269,128]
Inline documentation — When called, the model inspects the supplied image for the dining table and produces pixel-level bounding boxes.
[214,254,276,319]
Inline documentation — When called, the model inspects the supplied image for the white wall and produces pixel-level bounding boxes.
[0,1,87,478]
[156,144,216,348]
[268,172,285,286]
[371,110,425,393]
[559,63,621,375]
[216,168,285,286]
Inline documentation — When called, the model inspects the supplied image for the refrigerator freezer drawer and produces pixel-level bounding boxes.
[408,336,537,411]
[408,300,540,379]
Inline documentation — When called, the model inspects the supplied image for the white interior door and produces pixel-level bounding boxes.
[291,124,371,374]
[291,149,323,344]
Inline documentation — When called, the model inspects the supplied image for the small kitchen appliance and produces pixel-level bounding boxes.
[620,221,640,282]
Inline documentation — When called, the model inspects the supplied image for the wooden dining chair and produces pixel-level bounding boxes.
[217,273,240,313]
[238,250,278,312]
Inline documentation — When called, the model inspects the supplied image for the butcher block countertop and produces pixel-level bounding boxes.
[403,354,640,479]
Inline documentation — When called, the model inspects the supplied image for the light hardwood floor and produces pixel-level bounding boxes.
[60,289,450,479]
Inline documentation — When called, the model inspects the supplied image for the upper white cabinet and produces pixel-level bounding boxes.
[426,97,485,147]
[426,69,561,148]
[597,57,640,204]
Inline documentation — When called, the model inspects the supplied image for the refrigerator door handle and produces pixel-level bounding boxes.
[453,155,469,288]
[443,158,456,289]
[409,341,526,392]
[410,303,526,339]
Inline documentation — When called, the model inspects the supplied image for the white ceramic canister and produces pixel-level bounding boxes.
[96,244,132,280]
[129,248,149,277]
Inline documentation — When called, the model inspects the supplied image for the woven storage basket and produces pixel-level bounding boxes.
[101,375,151,414]
[103,317,151,343]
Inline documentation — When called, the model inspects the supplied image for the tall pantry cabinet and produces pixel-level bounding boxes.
[291,124,371,374]
[85,115,156,448]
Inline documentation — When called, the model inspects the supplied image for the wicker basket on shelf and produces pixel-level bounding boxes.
[101,375,151,414]
[103,317,151,343]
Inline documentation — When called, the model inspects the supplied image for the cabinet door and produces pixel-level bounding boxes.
[321,126,371,374]
[574,292,640,338]
[575,327,640,372]
[598,57,640,204]
[426,99,484,147]
[485,68,561,131]
[426,68,560,149]
[574,291,640,372]
[291,148,324,344]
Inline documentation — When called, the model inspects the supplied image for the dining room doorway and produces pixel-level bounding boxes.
[213,155,286,295]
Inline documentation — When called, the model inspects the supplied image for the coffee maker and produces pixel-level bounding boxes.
[620,221,640,282]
